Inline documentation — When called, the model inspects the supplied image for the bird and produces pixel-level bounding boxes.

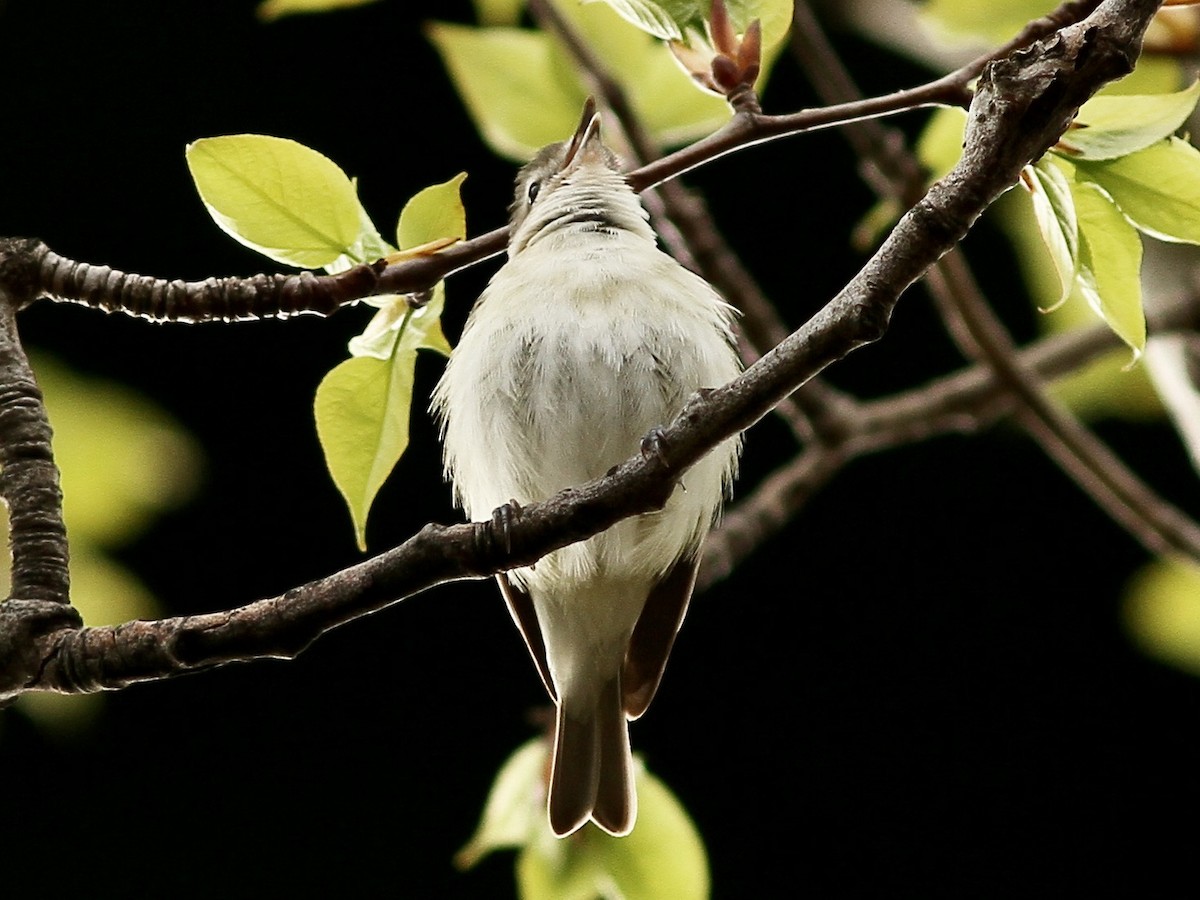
[432,98,741,838]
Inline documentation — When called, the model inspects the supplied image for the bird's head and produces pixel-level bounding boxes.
[507,98,649,255]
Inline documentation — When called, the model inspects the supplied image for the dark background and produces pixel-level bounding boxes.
[2,1,1197,896]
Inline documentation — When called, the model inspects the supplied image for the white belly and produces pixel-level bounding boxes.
[435,237,740,599]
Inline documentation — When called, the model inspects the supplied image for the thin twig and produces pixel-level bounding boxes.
[703,284,1200,582]
[931,252,1200,558]
[790,0,1200,561]
[528,0,854,447]
[0,0,1162,696]
[700,445,846,589]
[29,5,1103,323]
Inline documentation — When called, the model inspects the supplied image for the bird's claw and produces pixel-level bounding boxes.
[491,499,523,556]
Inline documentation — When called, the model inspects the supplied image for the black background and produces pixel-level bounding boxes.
[2,1,1198,896]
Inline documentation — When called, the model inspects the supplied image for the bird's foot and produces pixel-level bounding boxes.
[490,499,524,555]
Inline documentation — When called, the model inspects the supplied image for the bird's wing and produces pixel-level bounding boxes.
[496,574,556,700]
[622,555,699,719]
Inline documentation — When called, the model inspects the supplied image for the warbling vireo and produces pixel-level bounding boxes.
[433,99,741,837]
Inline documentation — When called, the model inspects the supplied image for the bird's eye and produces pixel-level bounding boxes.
[527,180,541,204]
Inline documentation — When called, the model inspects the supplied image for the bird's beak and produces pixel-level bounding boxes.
[561,97,603,172]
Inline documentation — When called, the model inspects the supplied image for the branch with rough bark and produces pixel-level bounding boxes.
[701,287,1200,586]
[535,0,1200,579]
[0,0,1164,700]
[790,0,1200,561]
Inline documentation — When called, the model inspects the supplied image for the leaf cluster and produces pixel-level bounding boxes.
[187,136,460,549]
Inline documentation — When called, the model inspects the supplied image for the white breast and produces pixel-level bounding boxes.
[433,227,741,593]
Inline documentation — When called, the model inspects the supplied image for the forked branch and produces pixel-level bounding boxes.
[0,0,1164,699]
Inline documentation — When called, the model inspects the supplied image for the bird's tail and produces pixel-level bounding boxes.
[548,675,635,837]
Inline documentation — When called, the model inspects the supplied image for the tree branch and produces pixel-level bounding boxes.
[790,0,1200,561]
[20,3,1108,326]
[701,285,1200,585]
[0,0,1162,697]
[0,243,70,604]
[527,0,851,446]
[931,250,1200,558]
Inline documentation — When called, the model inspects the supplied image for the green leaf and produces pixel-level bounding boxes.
[585,768,710,899]
[318,172,462,543]
[587,0,683,41]
[1074,138,1200,244]
[1101,57,1187,97]
[350,284,453,360]
[596,0,713,44]
[551,0,730,145]
[993,189,1160,419]
[472,0,525,25]
[517,765,709,900]
[374,171,468,357]
[920,0,1060,46]
[517,847,606,900]
[408,286,454,357]
[186,135,363,269]
[455,740,548,869]
[326,181,396,274]
[617,0,793,50]
[915,106,968,182]
[1026,158,1079,307]
[427,22,586,160]
[397,172,469,250]
[314,349,415,550]
[1124,557,1200,678]
[430,1,790,159]
[851,196,903,251]
[355,168,464,358]
[1059,81,1200,160]
[1050,346,1162,418]
[33,353,200,546]
[257,0,382,21]
[644,0,702,31]
[725,0,793,52]
[459,738,710,899]
[1069,179,1146,358]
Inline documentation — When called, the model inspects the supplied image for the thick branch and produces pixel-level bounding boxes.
[0,244,80,702]
[528,0,851,445]
[17,5,1107,324]
[0,244,70,604]
[0,0,1162,696]
[931,251,1200,558]
[702,287,1200,584]
[791,0,1200,561]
